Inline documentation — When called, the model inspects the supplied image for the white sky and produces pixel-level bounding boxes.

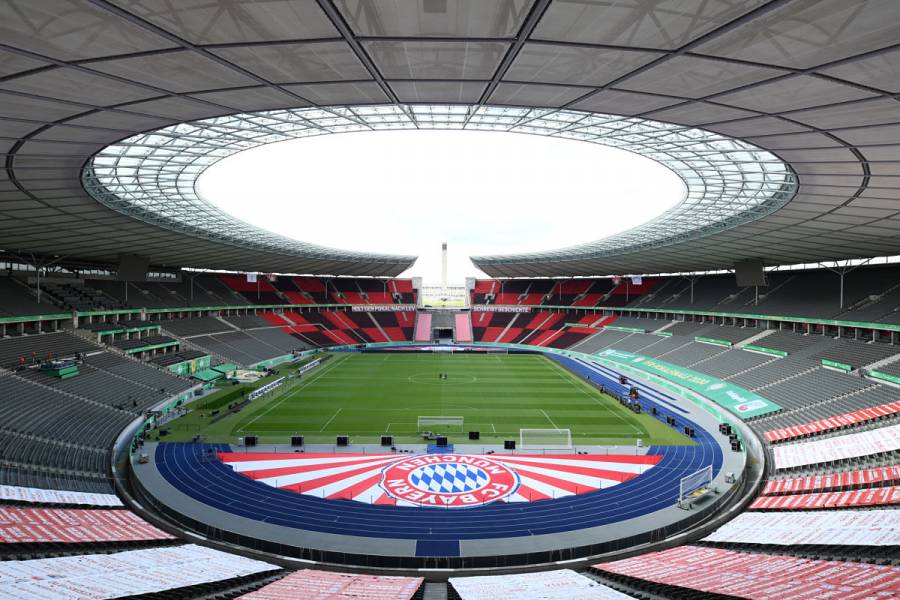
[197,130,684,283]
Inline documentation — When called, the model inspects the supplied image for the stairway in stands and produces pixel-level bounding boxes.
[414,313,432,342]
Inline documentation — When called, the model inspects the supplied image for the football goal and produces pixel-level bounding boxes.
[417,416,464,433]
[519,428,573,450]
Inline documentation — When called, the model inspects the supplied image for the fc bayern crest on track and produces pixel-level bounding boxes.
[381,454,519,507]
[218,451,662,508]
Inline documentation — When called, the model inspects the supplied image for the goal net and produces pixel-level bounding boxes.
[519,428,573,450]
[417,416,464,433]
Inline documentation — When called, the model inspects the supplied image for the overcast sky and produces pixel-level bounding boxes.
[197,130,684,283]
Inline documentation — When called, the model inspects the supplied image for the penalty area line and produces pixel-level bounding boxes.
[540,409,561,430]
[320,407,342,432]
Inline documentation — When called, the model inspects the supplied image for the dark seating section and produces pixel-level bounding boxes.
[607,316,660,331]
[470,277,657,308]
[696,324,761,344]
[86,352,193,396]
[813,339,900,369]
[548,280,591,306]
[156,317,232,337]
[242,327,312,355]
[112,335,176,352]
[149,349,207,368]
[369,310,415,341]
[189,331,284,366]
[560,318,900,442]
[78,319,148,334]
[222,314,271,329]
[295,310,366,344]
[471,279,498,304]
[687,349,776,379]
[657,341,729,368]
[16,348,192,411]
[567,328,636,353]
[0,466,114,495]
[190,273,252,305]
[219,274,282,305]
[471,311,519,342]
[215,275,416,307]
[291,277,329,304]
[0,277,63,316]
[0,374,132,487]
[506,311,568,345]
[0,332,199,493]
[88,279,184,309]
[663,321,709,337]
[0,331,97,368]
[874,360,900,379]
[41,282,124,312]
[388,278,417,304]
[468,265,900,323]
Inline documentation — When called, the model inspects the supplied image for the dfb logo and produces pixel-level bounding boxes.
[380,454,519,508]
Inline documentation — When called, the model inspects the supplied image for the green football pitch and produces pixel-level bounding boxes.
[164,353,693,446]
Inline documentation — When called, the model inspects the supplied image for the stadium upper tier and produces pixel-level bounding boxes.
[2,1,900,276]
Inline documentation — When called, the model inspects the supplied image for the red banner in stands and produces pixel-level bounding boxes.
[750,485,900,510]
[241,569,423,599]
[764,401,900,443]
[0,507,174,544]
[763,465,900,495]
[595,545,900,600]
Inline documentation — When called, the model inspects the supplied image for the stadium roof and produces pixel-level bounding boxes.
[2,1,900,277]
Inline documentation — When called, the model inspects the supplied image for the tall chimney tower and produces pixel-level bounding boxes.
[441,242,448,288]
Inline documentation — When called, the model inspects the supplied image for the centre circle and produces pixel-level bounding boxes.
[407,373,477,385]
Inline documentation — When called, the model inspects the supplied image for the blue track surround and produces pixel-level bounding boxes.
[153,352,723,558]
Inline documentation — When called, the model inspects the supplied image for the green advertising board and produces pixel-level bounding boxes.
[870,370,900,385]
[605,325,646,333]
[695,336,732,347]
[595,348,782,419]
[821,358,852,372]
[252,354,295,370]
[743,344,788,357]
[167,354,211,376]
[124,341,178,354]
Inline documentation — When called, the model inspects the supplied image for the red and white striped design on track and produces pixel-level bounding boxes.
[218,452,662,508]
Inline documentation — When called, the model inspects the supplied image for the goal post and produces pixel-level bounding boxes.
[417,416,464,433]
[519,428,573,450]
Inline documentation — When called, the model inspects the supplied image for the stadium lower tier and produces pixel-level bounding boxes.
[131,349,742,569]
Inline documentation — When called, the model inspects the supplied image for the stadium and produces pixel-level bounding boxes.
[1,1,899,598]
